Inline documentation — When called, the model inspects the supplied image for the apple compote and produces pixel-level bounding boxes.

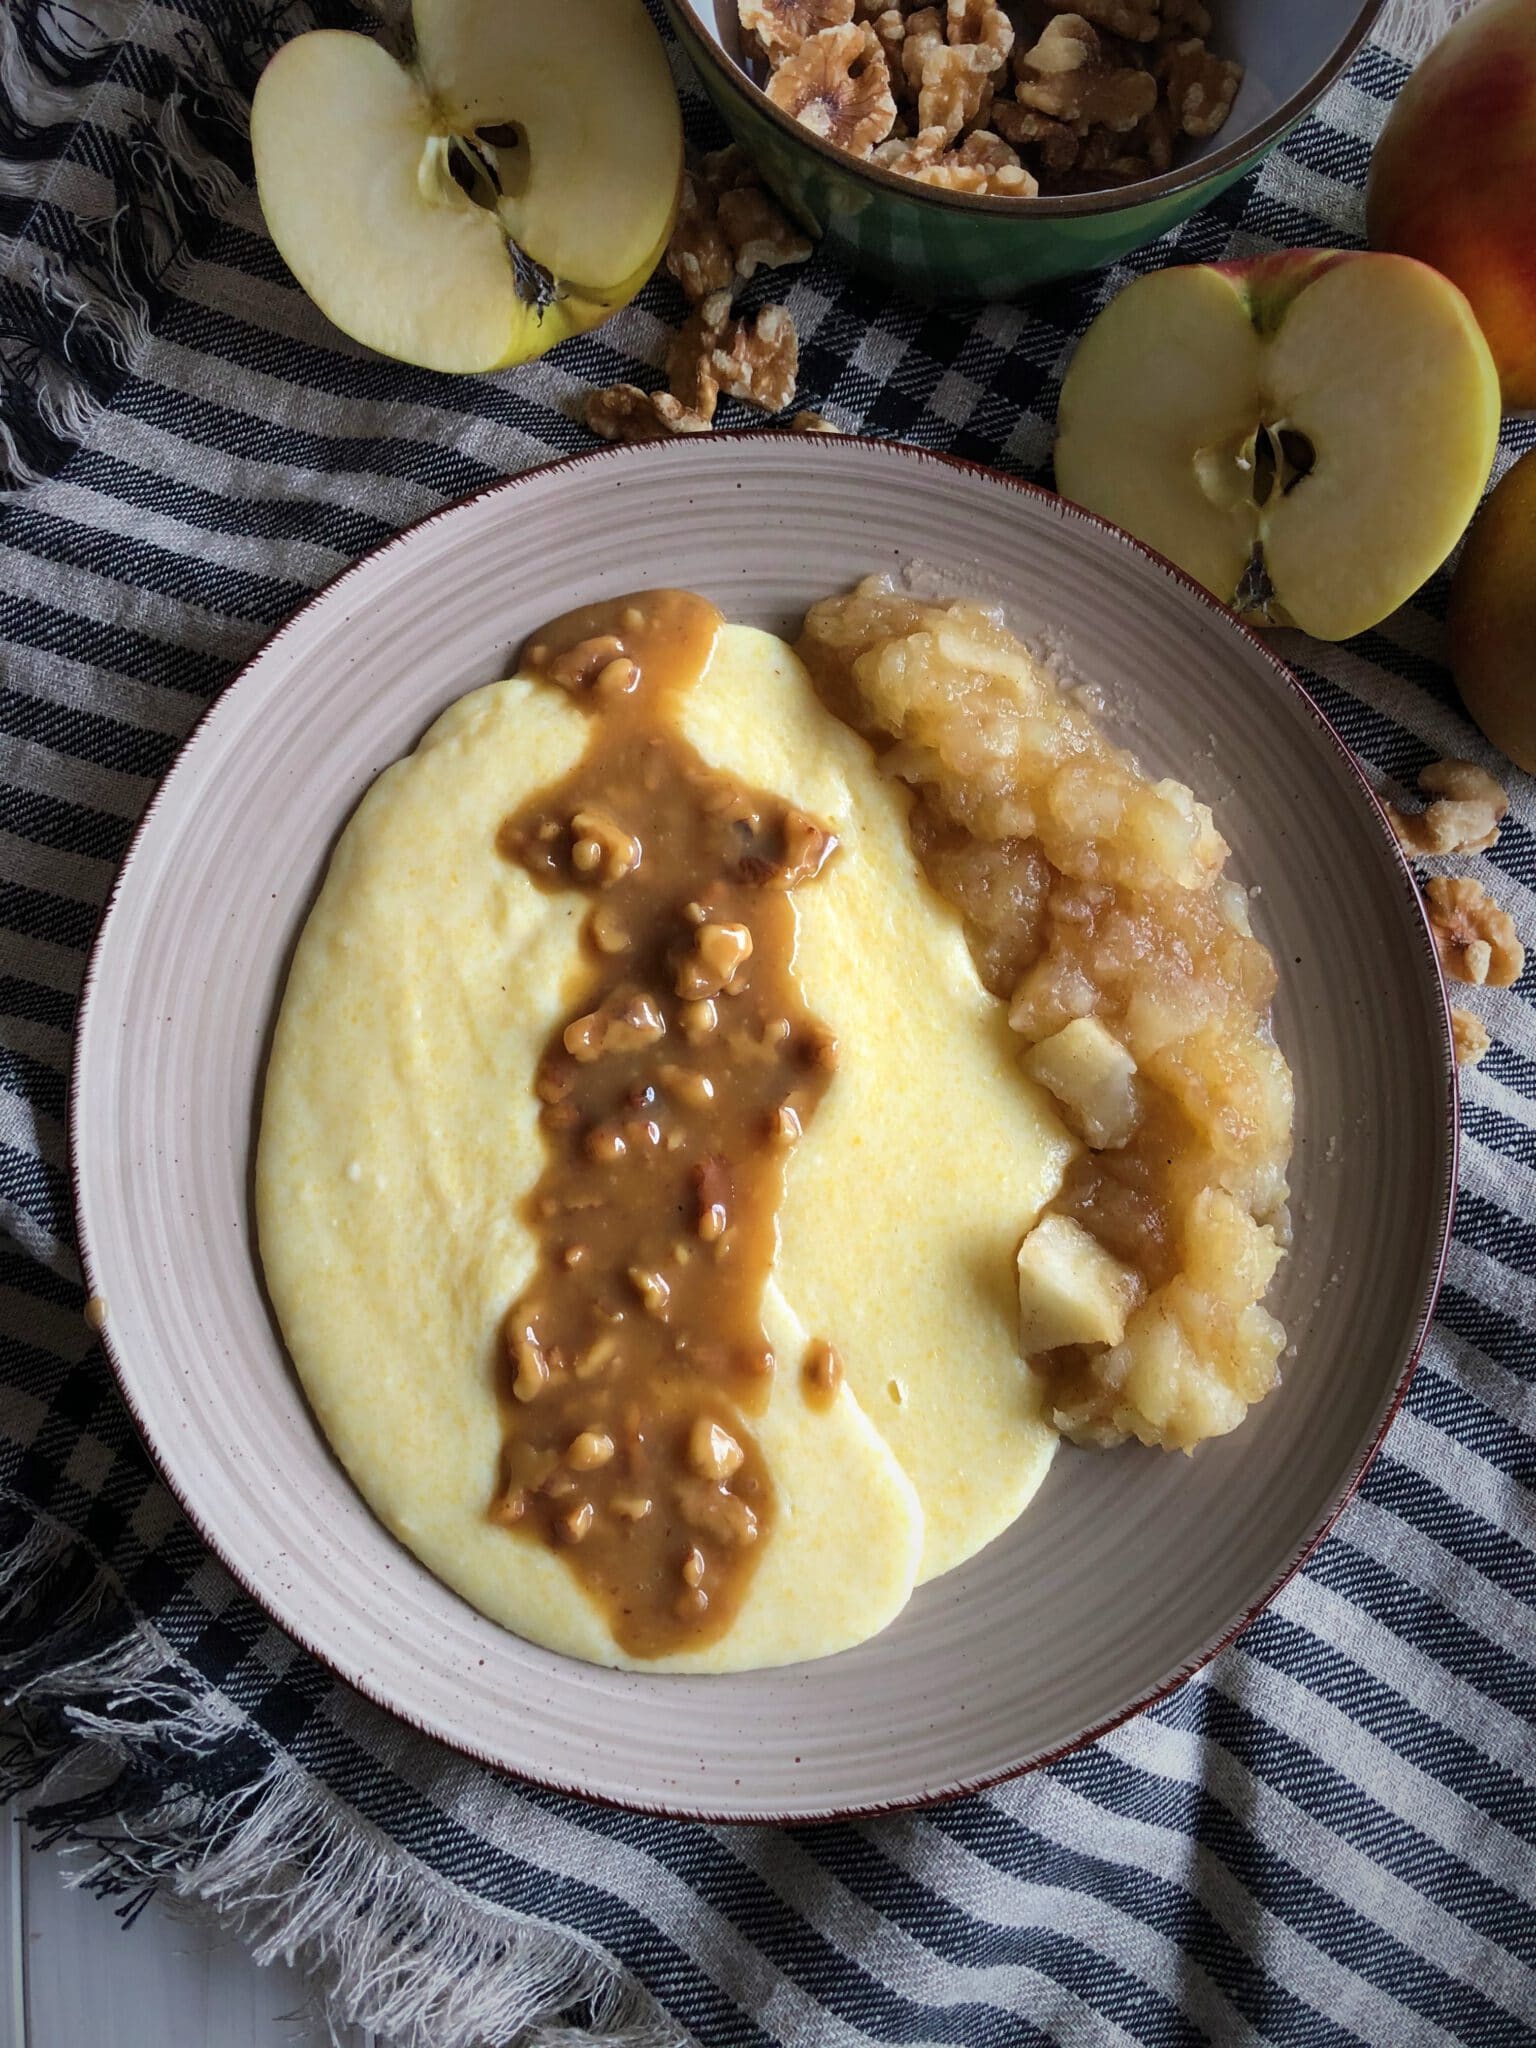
[798,577,1293,1454]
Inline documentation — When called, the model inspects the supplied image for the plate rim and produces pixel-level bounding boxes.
[68,433,1459,1823]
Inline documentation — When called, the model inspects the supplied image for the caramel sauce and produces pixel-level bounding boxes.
[801,1338,843,1412]
[490,590,839,1658]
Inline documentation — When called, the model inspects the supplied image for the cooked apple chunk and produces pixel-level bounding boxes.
[1023,1016,1138,1149]
[1016,1214,1144,1355]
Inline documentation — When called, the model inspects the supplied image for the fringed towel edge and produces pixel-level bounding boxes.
[0,1498,687,2048]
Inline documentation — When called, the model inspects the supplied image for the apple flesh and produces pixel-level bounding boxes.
[1449,449,1536,773]
[1367,0,1536,413]
[1053,251,1501,642]
[250,0,682,373]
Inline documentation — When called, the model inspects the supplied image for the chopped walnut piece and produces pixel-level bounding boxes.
[1158,36,1242,136]
[665,167,735,305]
[946,0,1013,67]
[869,5,908,73]
[872,122,950,172]
[766,23,897,157]
[696,144,758,195]
[1042,0,1159,38]
[907,27,1001,139]
[740,0,855,61]
[1160,0,1212,35]
[908,128,1039,192]
[705,303,800,412]
[991,98,1081,171]
[665,290,732,420]
[1426,876,1525,989]
[1452,1007,1491,1066]
[1016,15,1158,131]
[789,408,842,432]
[1128,99,1176,172]
[715,183,815,278]
[584,385,713,443]
[1386,758,1509,858]
[900,4,944,88]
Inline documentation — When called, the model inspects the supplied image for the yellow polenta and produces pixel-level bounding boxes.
[256,627,1074,1671]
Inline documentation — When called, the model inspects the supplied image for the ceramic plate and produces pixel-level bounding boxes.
[72,437,1455,1821]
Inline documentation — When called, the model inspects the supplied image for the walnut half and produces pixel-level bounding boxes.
[1015,16,1158,134]
[766,22,897,157]
[1426,875,1525,989]
[1386,758,1509,859]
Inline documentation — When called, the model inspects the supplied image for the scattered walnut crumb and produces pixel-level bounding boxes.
[1451,1007,1491,1066]
[584,385,712,443]
[589,147,815,449]
[744,0,1239,193]
[1426,876,1525,989]
[789,409,842,432]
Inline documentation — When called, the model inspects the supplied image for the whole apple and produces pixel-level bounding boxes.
[1367,0,1536,412]
[1449,450,1536,772]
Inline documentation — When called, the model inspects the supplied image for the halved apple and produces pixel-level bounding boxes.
[250,0,683,373]
[1053,252,1502,642]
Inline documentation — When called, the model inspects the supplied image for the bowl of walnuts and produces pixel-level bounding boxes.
[662,1,1383,295]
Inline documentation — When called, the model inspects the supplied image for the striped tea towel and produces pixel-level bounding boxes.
[2,2,1535,2042]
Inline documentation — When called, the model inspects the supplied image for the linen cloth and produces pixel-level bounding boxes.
[2,2,1534,2042]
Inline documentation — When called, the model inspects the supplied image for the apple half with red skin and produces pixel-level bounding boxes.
[1368,0,1536,413]
[251,0,682,374]
[1053,251,1501,642]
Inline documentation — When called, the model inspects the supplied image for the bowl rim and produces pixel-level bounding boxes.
[70,431,1457,1824]
[666,0,1385,221]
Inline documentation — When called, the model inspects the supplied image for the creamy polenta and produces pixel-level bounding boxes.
[257,614,1074,1672]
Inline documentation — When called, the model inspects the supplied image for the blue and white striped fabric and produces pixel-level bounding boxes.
[3,3,1534,2043]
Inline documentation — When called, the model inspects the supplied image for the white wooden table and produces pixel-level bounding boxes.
[3,1799,374,2048]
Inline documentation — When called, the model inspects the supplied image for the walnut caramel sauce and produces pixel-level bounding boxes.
[489,591,845,1659]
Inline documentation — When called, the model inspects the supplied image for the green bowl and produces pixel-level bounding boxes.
[662,0,1383,296]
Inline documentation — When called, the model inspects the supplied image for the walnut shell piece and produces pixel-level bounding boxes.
[1425,875,1525,989]
[740,0,855,61]
[766,23,898,158]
